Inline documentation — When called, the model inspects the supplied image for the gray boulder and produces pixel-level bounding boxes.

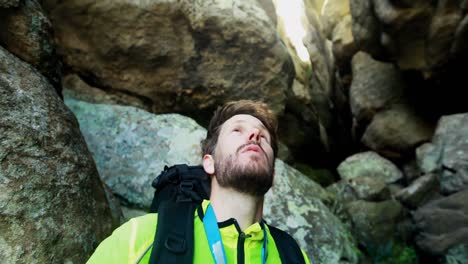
[349,53,434,159]
[0,46,113,263]
[396,173,440,208]
[346,176,389,201]
[413,189,468,255]
[426,0,463,68]
[350,52,405,124]
[345,200,404,249]
[326,176,392,239]
[42,0,291,116]
[349,0,468,72]
[419,113,468,194]
[0,0,61,90]
[362,105,434,158]
[332,14,357,67]
[321,0,350,39]
[337,151,403,184]
[64,99,205,209]
[265,160,359,264]
[416,142,440,174]
[349,0,383,57]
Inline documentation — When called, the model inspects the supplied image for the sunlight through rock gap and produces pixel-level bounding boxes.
[273,0,311,63]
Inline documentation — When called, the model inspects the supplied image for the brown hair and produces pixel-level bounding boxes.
[202,100,278,158]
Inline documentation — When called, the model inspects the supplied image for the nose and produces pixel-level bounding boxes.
[248,128,261,142]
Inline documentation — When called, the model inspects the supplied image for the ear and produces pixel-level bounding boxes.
[203,154,215,175]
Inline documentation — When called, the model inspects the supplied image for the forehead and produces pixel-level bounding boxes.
[221,114,267,130]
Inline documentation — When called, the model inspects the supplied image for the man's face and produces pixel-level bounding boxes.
[210,114,275,197]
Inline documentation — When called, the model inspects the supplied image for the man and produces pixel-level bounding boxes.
[87,100,310,263]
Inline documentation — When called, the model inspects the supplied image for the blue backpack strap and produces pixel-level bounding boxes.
[268,224,307,264]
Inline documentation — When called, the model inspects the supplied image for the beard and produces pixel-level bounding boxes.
[214,143,274,197]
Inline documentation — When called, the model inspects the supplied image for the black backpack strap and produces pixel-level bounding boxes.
[148,164,210,264]
[149,200,198,264]
[268,224,307,264]
[149,165,210,213]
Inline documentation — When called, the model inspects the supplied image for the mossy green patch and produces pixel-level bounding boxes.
[366,240,416,264]
[293,162,336,186]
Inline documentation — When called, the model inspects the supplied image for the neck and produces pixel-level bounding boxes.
[209,178,264,231]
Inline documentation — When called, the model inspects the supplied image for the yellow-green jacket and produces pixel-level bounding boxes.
[87,200,310,264]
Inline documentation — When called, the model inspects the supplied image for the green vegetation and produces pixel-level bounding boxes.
[367,240,417,264]
[293,162,336,186]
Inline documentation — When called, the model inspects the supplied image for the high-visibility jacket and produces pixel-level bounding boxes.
[87,200,310,264]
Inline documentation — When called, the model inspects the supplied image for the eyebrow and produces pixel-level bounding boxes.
[231,119,268,132]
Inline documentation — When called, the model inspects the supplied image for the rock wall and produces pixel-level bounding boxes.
[41,0,292,120]
[0,45,114,263]
[0,0,61,92]
[320,1,468,261]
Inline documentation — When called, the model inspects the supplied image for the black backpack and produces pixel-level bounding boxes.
[148,164,306,264]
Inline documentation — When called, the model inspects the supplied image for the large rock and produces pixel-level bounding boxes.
[345,200,404,249]
[349,53,435,160]
[63,74,152,112]
[419,113,468,194]
[257,0,277,25]
[64,99,206,209]
[395,173,440,208]
[427,0,463,68]
[350,52,405,124]
[371,0,434,70]
[327,175,390,204]
[350,0,384,57]
[361,105,434,158]
[65,99,358,263]
[416,142,439,174]
[326,176,391,232]
[265,159,359,264]
[413,189,468,255]
[331,14,357,68]
[321,0,350,39]
[0,46,113,262]
[346,176,389,201]
[349,52,435,158]
[350,0,468,72]
[337,151,403,184]
[320,0,357,67]
[42,0,292,117]
[0,0,61,90]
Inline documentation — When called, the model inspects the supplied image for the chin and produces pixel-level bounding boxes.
[214,154,274,196]
[240,156,266,169]
[242,159,272,176]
